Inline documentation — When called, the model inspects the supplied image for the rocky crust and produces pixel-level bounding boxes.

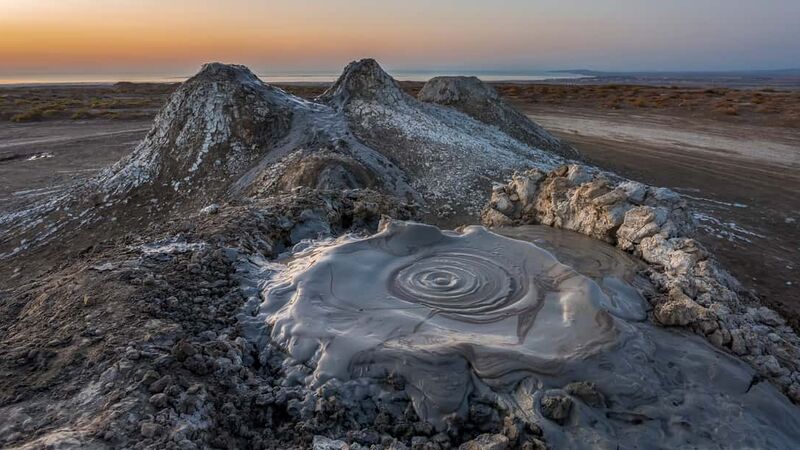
[418,76,579,160]
[482,164,800,402]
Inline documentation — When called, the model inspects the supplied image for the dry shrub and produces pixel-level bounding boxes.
[713,104,738,116]
[71,109,93,120]
[722,106,738,115]
[756,104,780,114]
[11,110,44,122]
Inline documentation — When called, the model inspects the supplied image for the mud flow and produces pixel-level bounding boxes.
[244,221,800,448]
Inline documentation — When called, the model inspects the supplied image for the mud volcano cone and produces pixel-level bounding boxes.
[418,76,580,159]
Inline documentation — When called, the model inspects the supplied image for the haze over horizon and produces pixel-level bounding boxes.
[2,0,799,80]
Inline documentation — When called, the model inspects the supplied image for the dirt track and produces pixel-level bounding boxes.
[521,106,799,327]
[0,120,150,211]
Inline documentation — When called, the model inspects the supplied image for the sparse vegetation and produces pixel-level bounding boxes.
[490,83,799,128]
[1,81,797,128]
[0,83,176,122]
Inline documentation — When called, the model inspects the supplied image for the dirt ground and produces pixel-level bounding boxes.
[0,119,151,212]
[1,81,797,327]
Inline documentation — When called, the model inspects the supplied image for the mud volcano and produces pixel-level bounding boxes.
[249,220,800,448]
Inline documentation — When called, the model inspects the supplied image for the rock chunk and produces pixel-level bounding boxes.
[654,288,713,327]
[313,436,349,450]
[458,433,510,450]
[540,393,573,424]
[564,381,605,408]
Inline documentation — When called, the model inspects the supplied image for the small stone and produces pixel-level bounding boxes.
[521,439,548,450]
[788,383,800,403]
[413,422,434,436]
[654,289,708,327]
[201,203,220,214]
[482,208,514,227]
[458,433,509,450]
[197,330,218,342]
[730,330,748,355]
[501,416,522,443]
[708,329,726,347]
[140,421,162,438]
[752,307,785,327]
[388,441,410,450]
[540,393,572,424]
[140,370,160,386]
[511,176,539,202]
[493,193,513,214]
[172,340,196,362]
[564,381,605,408]
[149,375,173,393]
[411,436,433,450]
[312,435,348,450]
[525,421,543,437]
[431,432,450,445]
[149,393,169,409]
[762,355,783,376]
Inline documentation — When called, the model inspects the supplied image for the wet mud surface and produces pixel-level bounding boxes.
[245,221,800,448]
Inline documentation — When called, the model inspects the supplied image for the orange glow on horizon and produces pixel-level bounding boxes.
[0,0,619,74]
[2,0,797,75]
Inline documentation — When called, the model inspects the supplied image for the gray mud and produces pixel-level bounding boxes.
[242,221,800,448]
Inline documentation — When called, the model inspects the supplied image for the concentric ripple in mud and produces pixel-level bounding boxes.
[389,252,524,320]
[256,221,617,418]
[240,221,800,447]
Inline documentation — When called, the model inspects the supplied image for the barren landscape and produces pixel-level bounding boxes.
[4,0,800,448]
[1,64,799,449]
[3,78,796,326]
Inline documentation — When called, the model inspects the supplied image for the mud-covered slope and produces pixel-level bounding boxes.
[318,59,564,216]
[0,64,304,260]
[418,76,580,160]
[99,63,294,199]
[1,59,569,260]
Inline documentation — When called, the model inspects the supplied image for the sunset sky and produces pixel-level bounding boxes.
[2,0,799,78]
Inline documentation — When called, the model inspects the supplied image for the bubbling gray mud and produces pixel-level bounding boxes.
[244,221,800,448]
